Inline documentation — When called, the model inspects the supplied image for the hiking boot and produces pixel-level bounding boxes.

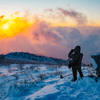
[71,78,77,82]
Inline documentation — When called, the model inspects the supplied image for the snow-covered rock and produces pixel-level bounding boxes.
[91,54,100,77]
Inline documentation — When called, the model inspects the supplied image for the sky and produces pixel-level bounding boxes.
[0,0,100,63]
[0,0,100,26]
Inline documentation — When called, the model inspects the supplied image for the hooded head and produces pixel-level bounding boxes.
[74,45,81,53]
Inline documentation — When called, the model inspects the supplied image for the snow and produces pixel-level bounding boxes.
[92,53,100,56]
[91,58,98,69]
[25,84,59,100]
[0,64,100,100]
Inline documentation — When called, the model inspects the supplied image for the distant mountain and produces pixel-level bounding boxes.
[0,52,67,64]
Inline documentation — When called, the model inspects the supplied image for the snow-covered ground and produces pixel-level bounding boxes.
[0,64,100,100]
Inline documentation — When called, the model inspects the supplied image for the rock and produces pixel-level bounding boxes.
[91,54,100,77]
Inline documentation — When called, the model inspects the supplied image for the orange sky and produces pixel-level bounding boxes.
[0,10,100,39]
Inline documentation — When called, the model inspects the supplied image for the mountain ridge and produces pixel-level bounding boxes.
[0,52,67,64]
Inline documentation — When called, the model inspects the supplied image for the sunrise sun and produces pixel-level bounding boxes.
[3,23,9,30]
[0,13,33,38]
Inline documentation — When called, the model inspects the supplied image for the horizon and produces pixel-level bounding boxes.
[0,0,100,63]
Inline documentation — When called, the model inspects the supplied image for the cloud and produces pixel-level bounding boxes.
[32,21,62,44]
[30,21,100,63]
[45,9,54,12]
[46,8,87,26]
[57,27,100,63]
[57,8,87,25]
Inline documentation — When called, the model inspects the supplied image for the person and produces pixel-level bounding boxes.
[68,46,83,81]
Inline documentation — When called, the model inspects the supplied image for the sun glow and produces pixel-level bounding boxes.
[3,23,9,30]
[0,13,34,38]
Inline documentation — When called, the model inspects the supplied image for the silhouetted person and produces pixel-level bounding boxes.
[68,46,83,81]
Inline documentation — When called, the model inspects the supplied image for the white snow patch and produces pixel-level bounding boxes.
[25,84,59,100]
[91,58,98,69]
[44,77,59,83]
[39,66,47,71]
